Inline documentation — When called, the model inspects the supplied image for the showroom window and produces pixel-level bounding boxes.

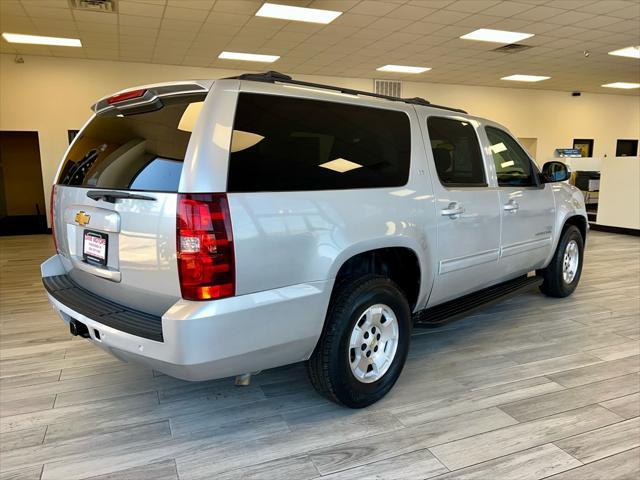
[56,96,205,192]
[227,93,411,192]
[426,116,486,187]
[486,126,536,187]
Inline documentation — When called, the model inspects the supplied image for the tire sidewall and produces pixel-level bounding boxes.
[329,279,411,407]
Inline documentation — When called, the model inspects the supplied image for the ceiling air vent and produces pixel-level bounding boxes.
[492,43,532,54]
[374,79,402,97]
[70,0,116,12]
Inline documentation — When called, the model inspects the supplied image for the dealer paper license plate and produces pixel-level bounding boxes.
[83,230,108,266]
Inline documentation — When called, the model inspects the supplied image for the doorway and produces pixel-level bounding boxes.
[0,131,48,236]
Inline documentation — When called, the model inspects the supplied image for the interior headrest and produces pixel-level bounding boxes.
[433,148,451,172]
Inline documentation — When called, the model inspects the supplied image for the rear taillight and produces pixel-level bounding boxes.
[50,185,58,253]
[177,193,235,301]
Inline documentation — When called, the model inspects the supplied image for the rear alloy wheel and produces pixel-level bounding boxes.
[540,225,584,298]
[348,303,400,383]
[307,275,411,408]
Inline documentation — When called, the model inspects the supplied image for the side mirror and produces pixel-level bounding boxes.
[541,161,570,183]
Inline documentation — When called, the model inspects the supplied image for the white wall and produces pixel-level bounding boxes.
[597,157,640,230]
[1,53,639,225]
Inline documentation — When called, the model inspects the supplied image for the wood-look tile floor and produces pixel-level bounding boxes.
[0,232,638,480]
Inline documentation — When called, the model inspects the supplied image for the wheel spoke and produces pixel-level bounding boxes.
[367,306,383,327]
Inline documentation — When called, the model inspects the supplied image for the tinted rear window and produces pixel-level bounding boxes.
[227,93,411,192]
[57,95,205,192]
[427,116,486,187]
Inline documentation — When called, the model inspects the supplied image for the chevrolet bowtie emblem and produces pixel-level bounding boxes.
[74,211,91,226]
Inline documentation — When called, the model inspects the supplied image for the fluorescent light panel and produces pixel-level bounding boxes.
[501,74,550,82]
[256,3,342,24]
[602,82,640,89]
[377,65,431,74]
[460,28,533,43]
[218,51,279,62]
[2,32,81,47]
[608,46,640,59]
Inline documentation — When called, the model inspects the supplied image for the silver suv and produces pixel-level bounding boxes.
[42,72,587,408]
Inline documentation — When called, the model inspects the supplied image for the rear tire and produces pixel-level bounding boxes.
[307,274,411,408]
[540,225,584,298]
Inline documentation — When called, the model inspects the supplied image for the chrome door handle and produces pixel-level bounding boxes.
[441,202,465,219]
[504,200,519,213]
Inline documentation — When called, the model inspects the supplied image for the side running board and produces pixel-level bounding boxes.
[413,274,543,328]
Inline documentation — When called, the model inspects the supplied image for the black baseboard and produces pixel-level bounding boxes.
[589,223,640,237]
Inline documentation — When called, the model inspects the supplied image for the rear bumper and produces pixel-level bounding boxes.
[41,255,331,381]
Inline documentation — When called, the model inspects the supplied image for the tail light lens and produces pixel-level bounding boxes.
[50,185,58,253]
[177,193,235,301]
[107,89,147,104]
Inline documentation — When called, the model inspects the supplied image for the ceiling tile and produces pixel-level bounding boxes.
[349,1,400,17]
[205,11,250,26]
[426,9,470,25]
[1,1,26,17]
[164,5,209,21]
[211,0,261,14]
[444,0,502,13]
[22,0,70,9]
[119,14,162,28]
[167,0,214,10]
[118,1,165,17]
[73,10,118,24]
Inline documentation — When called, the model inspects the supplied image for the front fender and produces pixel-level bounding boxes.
[544,183,588,266]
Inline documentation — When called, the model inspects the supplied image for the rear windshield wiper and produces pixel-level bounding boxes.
[86,190,156,203]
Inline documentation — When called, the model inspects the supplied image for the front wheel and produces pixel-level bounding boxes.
[307,275,411,408]
[540,225,584,298]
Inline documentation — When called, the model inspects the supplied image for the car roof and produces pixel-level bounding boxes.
[225,71,468,115]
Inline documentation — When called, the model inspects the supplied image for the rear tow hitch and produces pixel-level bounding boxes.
[69,319,90,338]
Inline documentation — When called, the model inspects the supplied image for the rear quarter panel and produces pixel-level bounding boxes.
[185,81,438,310]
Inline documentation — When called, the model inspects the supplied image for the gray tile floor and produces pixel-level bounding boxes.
[0,231,638,480]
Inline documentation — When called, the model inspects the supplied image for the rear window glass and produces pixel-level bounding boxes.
[57,95,205,192]
[227,93,411,192]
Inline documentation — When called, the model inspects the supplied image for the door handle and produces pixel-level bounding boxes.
[503,200,519,213]
[441,202,465,219]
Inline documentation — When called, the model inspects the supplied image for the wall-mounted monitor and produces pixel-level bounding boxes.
[616,139,638,157]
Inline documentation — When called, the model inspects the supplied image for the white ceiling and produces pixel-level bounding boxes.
[1,0,639,95]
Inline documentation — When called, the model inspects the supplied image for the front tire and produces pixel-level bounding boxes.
[307,275,411,408]
[540,225,584,298]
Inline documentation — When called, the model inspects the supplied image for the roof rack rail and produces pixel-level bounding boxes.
[225,71,467,114]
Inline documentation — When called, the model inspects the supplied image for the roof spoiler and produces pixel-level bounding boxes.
[226,71,467,114]
[92,82,208,115]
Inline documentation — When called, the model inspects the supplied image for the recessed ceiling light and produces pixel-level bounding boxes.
[218,51,279,63]
[460,28,533,44]
[602,82,640,89]
[2,32,82,47]
[377,65,431,74]
[319,158,362,173]
[608,46,640,59]
[256,3,342,24]
[501,74,550,82]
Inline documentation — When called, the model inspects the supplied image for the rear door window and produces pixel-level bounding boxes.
[57,96,205,192]
[426,116,486,187]
[227,93,411,192]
